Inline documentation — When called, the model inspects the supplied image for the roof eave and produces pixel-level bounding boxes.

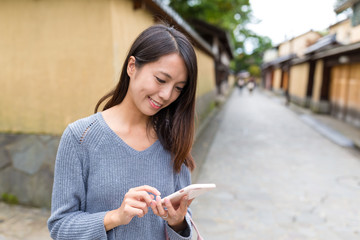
[188,18,234,59]
[335,0,360,13]
[313,41,360,59]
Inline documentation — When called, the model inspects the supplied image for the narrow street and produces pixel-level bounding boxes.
[191,88,360,240]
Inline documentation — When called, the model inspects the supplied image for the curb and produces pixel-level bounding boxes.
[262,88,360,151]
[354,140,360,150]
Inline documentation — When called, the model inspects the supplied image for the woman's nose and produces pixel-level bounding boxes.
[159,86,173,101]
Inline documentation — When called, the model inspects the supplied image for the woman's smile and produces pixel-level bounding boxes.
[148,96,163,109]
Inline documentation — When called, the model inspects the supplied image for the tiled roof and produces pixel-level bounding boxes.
[305,34,340,54]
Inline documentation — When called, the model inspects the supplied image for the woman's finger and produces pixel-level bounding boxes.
[178,195,189,214]
[163,196,188,228]
[155,196,167,216]
[123,204,146,219]
[150,200,159,215]
[122,198,149,219]
[163,197,176,216]
[127,190,157,206]
[131,185,161,196]
[126,199,149,213]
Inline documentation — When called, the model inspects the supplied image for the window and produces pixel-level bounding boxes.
[352,2,360,26]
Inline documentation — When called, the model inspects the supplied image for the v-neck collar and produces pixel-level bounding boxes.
[96,112,160,155]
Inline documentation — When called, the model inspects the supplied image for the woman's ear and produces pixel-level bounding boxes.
[127,56,136,77]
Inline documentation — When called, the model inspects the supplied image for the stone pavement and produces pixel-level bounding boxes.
[0,202,50,240]
[190,88,360,239]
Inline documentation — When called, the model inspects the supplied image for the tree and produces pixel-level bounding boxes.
[165,0,273,73]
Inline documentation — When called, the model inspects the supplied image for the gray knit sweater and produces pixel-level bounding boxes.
[48,112,193,240]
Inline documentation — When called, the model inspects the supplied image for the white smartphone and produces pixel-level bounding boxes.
[161,183,216,206]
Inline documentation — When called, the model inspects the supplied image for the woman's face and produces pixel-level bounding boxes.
[126,53,188,116]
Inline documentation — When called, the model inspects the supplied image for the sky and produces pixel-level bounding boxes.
[247,0,346,46]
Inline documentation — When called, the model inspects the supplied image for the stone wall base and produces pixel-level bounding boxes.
[310,100,331,114]
[0,133,60,209]
[290,95,307,107]
[195,89,217,125]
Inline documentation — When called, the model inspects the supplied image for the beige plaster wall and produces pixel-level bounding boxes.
[289,63,309,98]
[196,49,216,97]
[109,0,153,83]
[329,19,351,44]
[0,0,115,134]
[292,32,321,57]
[329,18,360,44]
[278,31,321,57]
[278,42,291,57]
[350,24,360,43]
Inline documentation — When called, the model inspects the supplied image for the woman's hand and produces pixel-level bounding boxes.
[150,195,193,232]
[104,185,160,231]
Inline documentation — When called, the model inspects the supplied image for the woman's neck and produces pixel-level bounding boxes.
[101,102,157,151]
[106,103,149,132]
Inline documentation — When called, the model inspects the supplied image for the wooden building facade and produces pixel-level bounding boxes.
[262,0,360,128]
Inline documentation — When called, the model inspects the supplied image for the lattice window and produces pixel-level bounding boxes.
[352,2,360,26]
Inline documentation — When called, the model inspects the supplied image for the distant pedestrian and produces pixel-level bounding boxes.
[285,89,290,106]
[48,24,197,240]
[247,78,255,94]
[237,79,245,94]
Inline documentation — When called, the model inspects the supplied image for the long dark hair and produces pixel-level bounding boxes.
[95,24,197,173]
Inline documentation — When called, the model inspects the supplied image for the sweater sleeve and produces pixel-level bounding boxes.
[165,164,193,240]
[47,126,107,240]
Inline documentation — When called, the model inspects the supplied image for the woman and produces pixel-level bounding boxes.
[48,24,197,239]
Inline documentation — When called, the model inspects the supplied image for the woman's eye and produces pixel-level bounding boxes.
[155,77,165,84]
[175,86,184,92]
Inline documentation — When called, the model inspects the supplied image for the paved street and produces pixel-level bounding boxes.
[0,202,50,240]
[191,88,360,239]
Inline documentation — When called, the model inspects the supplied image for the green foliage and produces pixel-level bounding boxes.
[169,0,251,28]
[1,193,19,205]
[167,0,273,73]
[248,64,261,77]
